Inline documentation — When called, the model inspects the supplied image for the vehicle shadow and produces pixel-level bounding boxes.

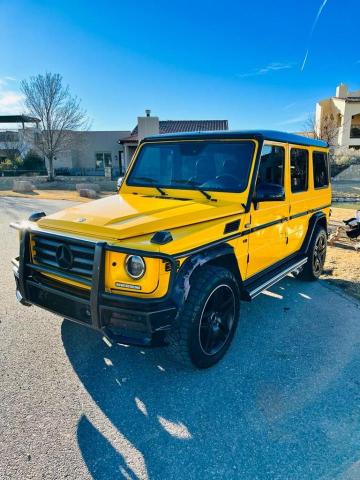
[323,277,360,302]
[61,277,360,479]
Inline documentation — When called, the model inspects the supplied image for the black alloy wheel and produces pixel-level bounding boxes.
[198,284,235,356]
[297,226,327,281]
[312,230,327,276]
[167,265,240,369]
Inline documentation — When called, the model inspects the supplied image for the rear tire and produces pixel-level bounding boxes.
[167,266,240,369]
[297,226,327,281]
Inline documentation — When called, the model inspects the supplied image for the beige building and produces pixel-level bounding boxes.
[54,130,130,174]
[1,113,229,176]
[0,115,131,175]
[316,83,360,149]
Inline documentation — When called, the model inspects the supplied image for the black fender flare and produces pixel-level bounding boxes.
[171,243,239,309]
[301,211,327,255]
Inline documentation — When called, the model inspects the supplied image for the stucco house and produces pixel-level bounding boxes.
[119,111,229,172]
[1,113,229,176]
[54,130,130,174]
[316,83,360,149]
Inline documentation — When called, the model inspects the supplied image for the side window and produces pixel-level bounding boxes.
[258,145,285,187]
[95,152,112,169]
[291,148,308,193]
[313,151,329,188]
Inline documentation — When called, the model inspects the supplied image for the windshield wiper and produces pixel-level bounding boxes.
[131,176,167,196]
[173,179,214,201]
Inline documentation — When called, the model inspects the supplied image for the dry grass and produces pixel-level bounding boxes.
[323,247,360,300]
[323,207,360,301]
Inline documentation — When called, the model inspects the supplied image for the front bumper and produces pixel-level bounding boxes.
[12,229,178,347]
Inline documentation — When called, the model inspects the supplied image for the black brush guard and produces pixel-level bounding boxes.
[12,229,178,347]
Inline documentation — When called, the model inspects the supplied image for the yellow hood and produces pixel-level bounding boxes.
[38,193,244,241]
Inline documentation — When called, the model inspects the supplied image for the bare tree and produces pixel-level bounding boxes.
[304,114,339,146]
[20,73,88,180]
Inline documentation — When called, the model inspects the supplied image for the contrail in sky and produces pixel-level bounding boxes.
[301,0,329,71]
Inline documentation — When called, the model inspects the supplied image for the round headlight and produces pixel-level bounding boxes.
[125,255,145,279]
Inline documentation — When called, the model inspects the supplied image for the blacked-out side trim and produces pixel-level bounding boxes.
[174,203,331,259]
[289,203,331,221]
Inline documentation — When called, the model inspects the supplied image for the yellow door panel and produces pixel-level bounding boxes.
[245,142,289,279]
[245,201,288,278]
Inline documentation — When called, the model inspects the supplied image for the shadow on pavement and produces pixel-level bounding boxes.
[61,277,360,479]
[323,277,360,302]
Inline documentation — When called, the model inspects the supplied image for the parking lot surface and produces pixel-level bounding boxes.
[1,197,359,480]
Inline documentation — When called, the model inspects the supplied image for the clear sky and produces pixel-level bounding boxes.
[0,0,359,132]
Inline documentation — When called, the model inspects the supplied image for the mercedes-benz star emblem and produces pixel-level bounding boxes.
[56,244,73,270]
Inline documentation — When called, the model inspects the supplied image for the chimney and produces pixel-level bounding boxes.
[137,110,159,141]
[336,83,348,99]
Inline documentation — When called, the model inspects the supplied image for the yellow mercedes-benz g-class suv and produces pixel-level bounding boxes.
[11,130,331,368]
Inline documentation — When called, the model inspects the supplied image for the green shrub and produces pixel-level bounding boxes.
[0,159,13,172]
[22,150,45,171]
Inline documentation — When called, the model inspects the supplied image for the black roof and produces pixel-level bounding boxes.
[144,129,328,148]
[0,115,40,124]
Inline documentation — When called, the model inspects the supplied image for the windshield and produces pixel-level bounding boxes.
[126,140,255,193]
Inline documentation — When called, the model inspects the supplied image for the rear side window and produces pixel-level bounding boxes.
[313,151,329,188]
[291,148,308,193]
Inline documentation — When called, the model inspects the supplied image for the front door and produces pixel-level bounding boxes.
[245,143,289,279]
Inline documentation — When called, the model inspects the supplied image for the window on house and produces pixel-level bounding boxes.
[257,145,285,187]
[291,148,308,193]
[95,152,112,169]
[313,151,329,188]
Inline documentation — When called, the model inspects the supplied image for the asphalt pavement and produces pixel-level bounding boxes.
[0,196,359,480]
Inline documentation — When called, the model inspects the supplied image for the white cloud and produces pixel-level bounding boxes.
[0,76,16,86]
[301,0,329,71]
[283,102,297,111]
[0,76,24,114]
[277,113,309,126]
[237,62,293,78]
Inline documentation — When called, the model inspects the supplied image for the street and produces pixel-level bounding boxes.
[0,197,359,480]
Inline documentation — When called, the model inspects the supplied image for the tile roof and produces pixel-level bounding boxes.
[120,119,228,142]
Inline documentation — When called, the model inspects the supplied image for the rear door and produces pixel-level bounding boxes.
[287,146,311,254]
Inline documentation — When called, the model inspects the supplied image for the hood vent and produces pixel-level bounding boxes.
[151,230,173,245]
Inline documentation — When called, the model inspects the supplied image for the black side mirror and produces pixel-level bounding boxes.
[253,183,285,208]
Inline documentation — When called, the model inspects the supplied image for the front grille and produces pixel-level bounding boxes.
[32,234,95,279]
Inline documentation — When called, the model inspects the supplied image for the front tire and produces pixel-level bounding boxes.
[167,266,240,369]
[298,226,327,281]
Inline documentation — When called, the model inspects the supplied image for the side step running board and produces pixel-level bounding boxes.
[244,257,308,300]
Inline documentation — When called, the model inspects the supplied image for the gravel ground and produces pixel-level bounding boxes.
[1,197,360,480]
[331,180,360,197]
